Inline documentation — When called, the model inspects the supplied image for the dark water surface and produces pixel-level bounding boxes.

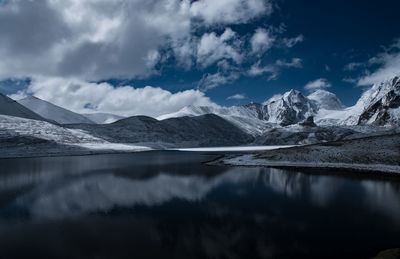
[0,151,399,258]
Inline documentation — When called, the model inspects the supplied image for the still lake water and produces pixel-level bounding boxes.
[0,151,399,258]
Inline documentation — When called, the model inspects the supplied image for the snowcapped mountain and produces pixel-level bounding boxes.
[354,76,400,126]
[18,96,94,124]
[0,93,48,122]
[263,90,317,126]
[336,76,400,126]
[158,77,400,132]
[1,75,399,155]
[158,89,317,134]
[157,104,271,136]
[82,113,125,124]
[308,90,345,110]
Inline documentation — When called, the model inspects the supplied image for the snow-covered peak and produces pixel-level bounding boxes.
[283,89,301,99]
[0,93,47,122]
[355,76,399,110]
[340,76,400,126]
[355,76,400,126]
[18,96,94,124]
[308,90,345,110]
[264,89,317,126]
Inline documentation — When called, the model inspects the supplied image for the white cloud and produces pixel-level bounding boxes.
[197,72,240,91]
[250,28,275,55]
[357,52,400,85]
[0,0,305,97]
[0,0,273,81]
[12,77,215,118]
[248,58,302,79]
[304,78,332,91]
[190,0,272,25]
[197,28,243,68]
[248,62,278,80]
[276,58,302,68]
[342,38,400,86]
[227,94,246,100]
[282,35,304,48]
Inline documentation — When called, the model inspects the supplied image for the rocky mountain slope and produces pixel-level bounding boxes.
[263,90,317,126]
[356,76,400,126]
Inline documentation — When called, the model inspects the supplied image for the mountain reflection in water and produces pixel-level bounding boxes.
[0,151,399,259]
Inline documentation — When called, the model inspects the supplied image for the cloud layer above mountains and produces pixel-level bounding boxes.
[1,0,305,116]
[0,0,280,81]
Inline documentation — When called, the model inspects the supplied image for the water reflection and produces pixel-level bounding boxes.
[0,152,399,258]
[17,168,258,219]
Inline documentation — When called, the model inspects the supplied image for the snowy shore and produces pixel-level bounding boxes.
[213,133,400,174]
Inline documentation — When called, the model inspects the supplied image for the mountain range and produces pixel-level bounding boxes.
[0,75,400,156]
[159,76,400,134]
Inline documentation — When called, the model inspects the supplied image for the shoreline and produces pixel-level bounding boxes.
[208,154,400,176]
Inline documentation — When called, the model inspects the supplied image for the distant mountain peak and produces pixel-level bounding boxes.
[264,89,317,126]
[308,89,345,110]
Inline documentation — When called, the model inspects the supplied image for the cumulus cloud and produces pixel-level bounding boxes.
[197,28,243,68]
[0,0,274,82]
[0,0,305,112]
[190,0,272,25]
[227,94,246,100]
[304,78,332,91]
[11,77,215,118]
[250,28,275,55]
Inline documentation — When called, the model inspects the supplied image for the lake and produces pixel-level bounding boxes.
[0,151,399,258]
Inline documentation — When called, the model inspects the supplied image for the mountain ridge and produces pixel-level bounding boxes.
[158,75,400,134]
[0,94,51,122]
[18,96,95,124]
